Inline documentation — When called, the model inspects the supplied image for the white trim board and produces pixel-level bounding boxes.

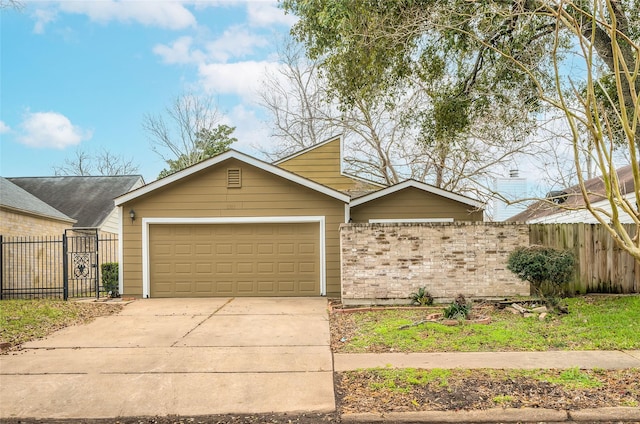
[350,179,484,209]
[369,218,454,223]
[141,216,327,298]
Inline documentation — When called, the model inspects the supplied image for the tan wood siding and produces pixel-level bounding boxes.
[120,158,345,297]
[277,138,361,191]
[350,187,484,222]
[149,222,319,297]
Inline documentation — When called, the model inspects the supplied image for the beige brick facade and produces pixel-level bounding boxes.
[340,222,530,305]
[1,209,70,237]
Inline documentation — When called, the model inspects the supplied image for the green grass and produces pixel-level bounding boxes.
[346,367,629,394]
[336,295,640,352]
[538,367,603,389]
[0,299,121,349]
[364,368,455,392]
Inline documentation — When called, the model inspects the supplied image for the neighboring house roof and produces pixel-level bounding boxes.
[0,177,76,223]
[8,175,143,228]
[350,179,485,209]
[507,163,637,223]
[115,150,351,205]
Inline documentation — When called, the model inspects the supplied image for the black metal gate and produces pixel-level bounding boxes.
[0,230,118,300]
[63,229,99,299]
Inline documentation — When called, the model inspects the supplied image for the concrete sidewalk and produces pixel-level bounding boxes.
[334,349,640,371]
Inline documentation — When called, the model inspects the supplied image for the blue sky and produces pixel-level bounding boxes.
[1,0,296,182]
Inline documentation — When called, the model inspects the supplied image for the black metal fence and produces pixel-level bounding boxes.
[0,230,119,300]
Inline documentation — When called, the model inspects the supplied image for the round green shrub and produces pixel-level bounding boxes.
[507,245,575,293]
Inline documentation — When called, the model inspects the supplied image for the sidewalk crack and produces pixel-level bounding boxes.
[171,298,235,347]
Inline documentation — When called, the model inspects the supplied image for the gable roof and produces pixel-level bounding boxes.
[273,136,386,192]
[350,179,485,209]
[0,177,76,223]
[115,149,351,205]
[507,163,637,222]
[9,175,143,228]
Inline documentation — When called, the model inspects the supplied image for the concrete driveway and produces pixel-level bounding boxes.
[0,298,335,420]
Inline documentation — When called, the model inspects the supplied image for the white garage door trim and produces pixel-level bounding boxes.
[141,216,326,298]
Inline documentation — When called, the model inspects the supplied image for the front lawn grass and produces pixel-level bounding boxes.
[334,295,640,352]
[0,299,122,350]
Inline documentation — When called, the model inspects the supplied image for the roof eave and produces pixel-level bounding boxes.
[349,180,485,209]
[0,205,77,224]
[115,150,351,206]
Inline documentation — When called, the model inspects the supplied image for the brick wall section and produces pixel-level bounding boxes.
[1,209,70,237]
[340,222,530,305]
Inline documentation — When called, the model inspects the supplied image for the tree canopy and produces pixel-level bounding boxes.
[157,125,237,179]
[143,93,236,179]
[282,0,640,260]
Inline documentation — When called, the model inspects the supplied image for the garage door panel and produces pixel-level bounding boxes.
[278,243,294,254]
[195,281,213,293]
[257,244,274,254]
[216,244,233,255]
[195,244,212,255]
[150,222,320,297]
[299,281,316,293]
[215,281,234,294]
[216,263,233,274]
[237,281,255,293]
[237,262,254,274]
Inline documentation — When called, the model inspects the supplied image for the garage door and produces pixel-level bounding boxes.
[149,223,320,297]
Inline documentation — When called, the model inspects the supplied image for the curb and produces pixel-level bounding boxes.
[341,407,640,422]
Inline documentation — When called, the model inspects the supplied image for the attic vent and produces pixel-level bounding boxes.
[227,168,242,188]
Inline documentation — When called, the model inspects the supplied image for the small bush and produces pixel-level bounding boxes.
[410,287,434,306]
[101,262,119,297]
[507,245,575,299]
[443,293,471,320]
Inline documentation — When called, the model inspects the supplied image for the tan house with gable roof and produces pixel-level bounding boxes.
[115,137,484,298]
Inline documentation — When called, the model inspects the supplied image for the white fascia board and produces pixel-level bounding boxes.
[115,150,350,205]
[369,218,454,223]
[141,216,327,298]
[350,180,485,209]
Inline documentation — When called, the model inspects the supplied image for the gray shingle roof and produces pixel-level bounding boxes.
[8,175,143,228]
[0,177,75,223]
[507,163,637,222]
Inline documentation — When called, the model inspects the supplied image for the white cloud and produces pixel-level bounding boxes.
[153,36,205,64]
[0,121,10,134]
[155,25,271,65]
[32,8,57,34]
[205,25,269,62]
[30,0,196,32]
[19,111,92,149]
[246,2,297,27]
[198,60,281,100]
[226,104,273,158]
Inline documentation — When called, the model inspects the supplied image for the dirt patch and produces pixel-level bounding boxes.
[336,368,640,413]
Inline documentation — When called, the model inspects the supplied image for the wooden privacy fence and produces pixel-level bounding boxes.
[529,223,639,294]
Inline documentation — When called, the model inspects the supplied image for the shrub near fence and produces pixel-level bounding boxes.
[529,223,639,294]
